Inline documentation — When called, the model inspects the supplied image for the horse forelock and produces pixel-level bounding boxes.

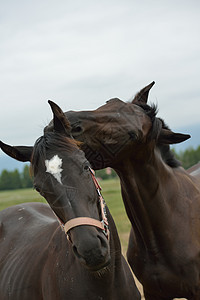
[31,132,80,174]
[135,102,161,141]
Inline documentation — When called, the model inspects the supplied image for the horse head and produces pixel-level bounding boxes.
[0,101,111,271]
[45,82,190,169]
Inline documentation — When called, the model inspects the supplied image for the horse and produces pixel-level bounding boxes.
[0,101,141,300]
[45,83,200,299]
[187,162,200,180]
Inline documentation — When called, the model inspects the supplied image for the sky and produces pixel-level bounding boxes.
[0,0,200,158]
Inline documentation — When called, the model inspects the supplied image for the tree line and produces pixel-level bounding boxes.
[0,165,33,190]
[174,145,200,169]
[0,146,200,190]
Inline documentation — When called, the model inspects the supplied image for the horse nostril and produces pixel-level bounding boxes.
[72,245,85,263]
[97,234,108,252]
[73,245,80,258]
[72,232,110,270]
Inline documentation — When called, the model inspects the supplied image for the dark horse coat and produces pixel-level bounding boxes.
[45,83,200,300]
[0,202,139,300]
[0,101,140,300]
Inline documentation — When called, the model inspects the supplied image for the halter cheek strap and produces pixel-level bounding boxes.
[58,168,109,241]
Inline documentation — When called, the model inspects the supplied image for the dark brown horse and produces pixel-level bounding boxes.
[45,83,200,299]
[0,101,140,300]
[187,162,200,180]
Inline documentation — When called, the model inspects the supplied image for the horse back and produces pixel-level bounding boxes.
[0,202,59,300]
[187,162,200,180]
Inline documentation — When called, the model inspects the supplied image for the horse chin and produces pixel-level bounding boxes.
[83,257,111,273]
[92,265,112,279]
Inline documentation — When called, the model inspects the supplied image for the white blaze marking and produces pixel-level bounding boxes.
[45,155,63,184]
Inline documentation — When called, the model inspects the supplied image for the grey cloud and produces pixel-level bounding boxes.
[0,0,199,147]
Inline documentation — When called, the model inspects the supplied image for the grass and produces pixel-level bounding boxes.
[0,178,131,254]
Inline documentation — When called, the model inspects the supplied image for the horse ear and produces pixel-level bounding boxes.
[158,129,191,144]
[48,100,71,135]
[132,81,155,104]
[0,141,33,162]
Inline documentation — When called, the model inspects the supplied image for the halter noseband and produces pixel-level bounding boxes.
[58,167,109,241]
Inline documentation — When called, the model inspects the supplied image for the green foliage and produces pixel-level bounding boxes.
[21,165,33,188]
[0,170,11,190]
[11,169,22,189]
[173,145,200,169]
[0,165,33,191]
[0,169,22,190]
[96,168,117,180]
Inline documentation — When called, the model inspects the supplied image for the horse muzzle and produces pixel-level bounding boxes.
[70,225,111,271]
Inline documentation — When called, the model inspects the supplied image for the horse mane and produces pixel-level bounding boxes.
[31,132,81,173]
[136,102,181,168]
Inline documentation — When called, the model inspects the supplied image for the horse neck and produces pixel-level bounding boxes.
[114,147,179,250]
[107,208,122,253]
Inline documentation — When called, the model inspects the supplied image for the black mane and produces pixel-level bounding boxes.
[31,132,79,173]
[136,103,181,168]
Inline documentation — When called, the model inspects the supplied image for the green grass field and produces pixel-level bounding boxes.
[0,178,131,254]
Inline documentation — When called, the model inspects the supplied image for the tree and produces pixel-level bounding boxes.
[173,146,200,169]
[21,165,33,188]
[11,169,22,189]
[0,170,12,190]
[96,168,117,180]
[0,169,21,190]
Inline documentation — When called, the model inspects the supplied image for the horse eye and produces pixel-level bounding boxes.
[71,125,83,137]
[129,131,138,141]
[73,126,82,133]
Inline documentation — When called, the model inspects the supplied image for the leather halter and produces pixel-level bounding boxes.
[58,167,109,241]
